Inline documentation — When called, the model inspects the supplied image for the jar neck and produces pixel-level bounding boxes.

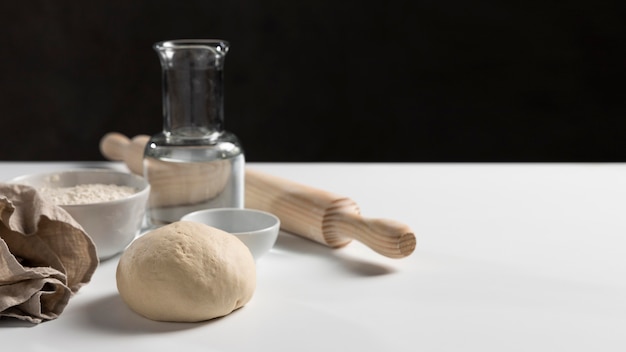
[155,40,229,138]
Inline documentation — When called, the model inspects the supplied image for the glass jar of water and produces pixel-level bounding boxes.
[144,39,244,226]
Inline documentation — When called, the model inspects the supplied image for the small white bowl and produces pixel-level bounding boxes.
[8,169,150,260]
[181,208,280,260]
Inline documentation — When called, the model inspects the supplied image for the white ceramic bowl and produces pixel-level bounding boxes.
[8,169,150,260]
[181,208,280,260]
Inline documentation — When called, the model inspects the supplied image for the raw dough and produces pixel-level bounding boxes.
[116,221,256,322]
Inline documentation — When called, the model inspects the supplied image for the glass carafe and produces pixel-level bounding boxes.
[144,39,244,226]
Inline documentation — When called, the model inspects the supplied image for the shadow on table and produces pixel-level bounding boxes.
[273,231,397,277]
[0,317,37,328]
[80,293,224,334]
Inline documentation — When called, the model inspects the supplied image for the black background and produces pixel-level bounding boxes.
[2,1,625,162]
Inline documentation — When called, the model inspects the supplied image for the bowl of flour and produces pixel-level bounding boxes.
[9,169,150,260]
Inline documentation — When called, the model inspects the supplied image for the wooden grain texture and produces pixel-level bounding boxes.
[100,132,230,208]
[245,168,416,258]
[100,132,416,258]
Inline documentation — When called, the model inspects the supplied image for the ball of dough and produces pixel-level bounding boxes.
[116,221,256,322]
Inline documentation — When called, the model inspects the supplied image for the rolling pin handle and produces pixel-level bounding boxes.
[99,132,150,175]
[327,211,416,258]
[99,132,130,161]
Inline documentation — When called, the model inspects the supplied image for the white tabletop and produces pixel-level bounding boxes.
[1,162,625,351]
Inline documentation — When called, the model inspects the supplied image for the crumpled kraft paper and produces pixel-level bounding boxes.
[0,183,98,323]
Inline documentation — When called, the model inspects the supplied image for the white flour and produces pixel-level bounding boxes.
[39,184,137,205]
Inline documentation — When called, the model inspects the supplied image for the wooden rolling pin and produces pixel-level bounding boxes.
[99,132,150,175]
[100,132,230,209]
[100,133,416,258]
[245,168,416,258]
